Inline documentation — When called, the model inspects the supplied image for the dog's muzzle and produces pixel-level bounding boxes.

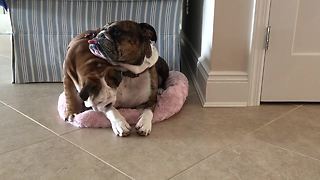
[88,38,118,65]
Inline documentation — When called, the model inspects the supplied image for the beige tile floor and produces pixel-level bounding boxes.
[1,46,320,180]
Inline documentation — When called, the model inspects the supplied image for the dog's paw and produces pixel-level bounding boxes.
[64,114,76,122]
[111,120,131,137]
[106,107,131,137]
[135,110,153,136]
[135,121,152,136]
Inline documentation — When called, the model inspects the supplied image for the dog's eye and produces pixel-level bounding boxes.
[96,63,102,68]
[112,28,121,37]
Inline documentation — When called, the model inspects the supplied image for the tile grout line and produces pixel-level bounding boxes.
[248,105,303,135]
[169,132,320,180]
[259,139,320,163]
[0,100,135,180]
[0,100,60,136]
[59,136,135,180]
[168,144,235,180]
[59,128,82,136]
[168,105,305,179]
[0,136,56,156]
[244,104,320,164]
[169,137,320,180]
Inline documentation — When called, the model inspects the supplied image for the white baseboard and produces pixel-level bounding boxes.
[198,61,249,107]
[182,35,249,107]
[203,102,248,107]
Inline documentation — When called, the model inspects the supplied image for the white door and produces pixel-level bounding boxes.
[261,0,320,101]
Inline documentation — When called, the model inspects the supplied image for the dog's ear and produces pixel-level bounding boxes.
[79,83,98,101]
[115,70,123,86]
[110,69,123,87]
[140,23,157,42]
[144,43,152,58]
[79,86,90,101]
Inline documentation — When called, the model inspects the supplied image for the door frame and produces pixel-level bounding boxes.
[247,0,272,106]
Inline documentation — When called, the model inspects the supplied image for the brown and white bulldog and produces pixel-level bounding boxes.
[63,21,169,136]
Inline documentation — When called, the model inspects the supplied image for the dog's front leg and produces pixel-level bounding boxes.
[106,107,131,137]
[64,74,84,122]
[135,109,153,136]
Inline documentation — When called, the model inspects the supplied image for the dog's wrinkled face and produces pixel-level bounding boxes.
[78,62,123,112]
[89,21,157,65]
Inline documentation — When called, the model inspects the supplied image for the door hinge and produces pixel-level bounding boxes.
[265,26,271,50]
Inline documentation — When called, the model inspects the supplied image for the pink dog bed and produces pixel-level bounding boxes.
[57,71,188,128]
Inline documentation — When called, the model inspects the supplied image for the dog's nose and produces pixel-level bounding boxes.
[88,39,97,44]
